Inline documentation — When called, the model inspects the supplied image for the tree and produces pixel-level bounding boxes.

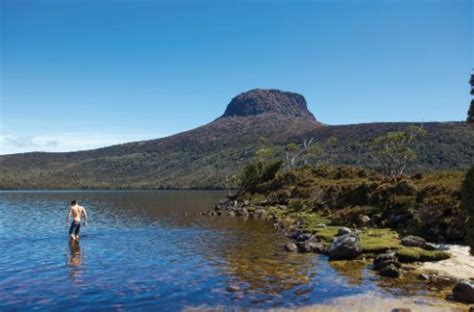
[469,100,474,124]
[372,126,427,179]
[304,143,325,166]
[464,74,474,254]
[285,138,314,169]
[469,74,474,124]
[462,168,474,255]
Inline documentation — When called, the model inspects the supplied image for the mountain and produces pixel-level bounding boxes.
[0,89,473,189]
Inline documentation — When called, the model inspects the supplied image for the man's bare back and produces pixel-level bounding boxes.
[66,200,88,240]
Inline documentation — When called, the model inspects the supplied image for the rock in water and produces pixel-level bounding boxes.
[452,280,474,303]
[379,264,401,278]
[328,233,362,260]
[374,253,399,271]
[401,235,426,248]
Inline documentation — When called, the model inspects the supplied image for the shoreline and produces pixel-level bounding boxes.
[417,244,474,281]
[212,198,474,308]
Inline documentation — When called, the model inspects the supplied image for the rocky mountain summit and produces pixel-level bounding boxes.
[220,89,317,121]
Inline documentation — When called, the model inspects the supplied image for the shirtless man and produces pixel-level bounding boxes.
[66,200,88,240]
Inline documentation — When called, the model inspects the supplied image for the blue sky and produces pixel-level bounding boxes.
[1,0,472,154]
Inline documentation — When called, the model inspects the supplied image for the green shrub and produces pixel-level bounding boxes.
[239,160,283,193]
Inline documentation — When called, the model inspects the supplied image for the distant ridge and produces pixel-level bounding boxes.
[0,89,472,189]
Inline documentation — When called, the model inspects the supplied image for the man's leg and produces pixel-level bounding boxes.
[74,222,81,239]
[69,221,76,240]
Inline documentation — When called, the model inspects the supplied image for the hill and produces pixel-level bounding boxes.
[0,89,473,189]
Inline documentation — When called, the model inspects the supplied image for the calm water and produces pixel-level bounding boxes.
[0,191,439,311]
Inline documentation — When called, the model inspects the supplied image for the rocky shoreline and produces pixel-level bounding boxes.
[210,198,474,307]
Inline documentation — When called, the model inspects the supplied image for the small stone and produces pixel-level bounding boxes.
[226,284,240,292]
[391,309,411,312]
[337,227,352,236]
[423,243,437,251]
[418,273,429,280]
[401,235,426,248]
[358,215,371,227]
[228,211,236,217]
[295,232,313,242]
[285,243,298,252]
[452,280,474,303]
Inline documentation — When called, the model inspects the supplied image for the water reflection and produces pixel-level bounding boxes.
[68,239,82,281]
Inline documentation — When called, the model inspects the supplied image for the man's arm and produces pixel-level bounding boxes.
[66,207,72,225]
[82,207,88,226]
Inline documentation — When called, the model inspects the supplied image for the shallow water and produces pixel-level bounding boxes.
[0,191,452,311]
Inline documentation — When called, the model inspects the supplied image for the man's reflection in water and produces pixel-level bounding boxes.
[68,239,82,281]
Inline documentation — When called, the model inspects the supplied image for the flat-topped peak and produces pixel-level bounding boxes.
[220,89,317,120]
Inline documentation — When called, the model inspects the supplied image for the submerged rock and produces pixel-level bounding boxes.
[452,280,474,303]
[328,233,362,260]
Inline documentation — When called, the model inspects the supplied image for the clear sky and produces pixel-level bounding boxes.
[1,0,472,154]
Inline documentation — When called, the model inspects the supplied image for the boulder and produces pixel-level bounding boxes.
[328,233,362,260]
[453,280,474,303]
[379,264,401,278]
[374,252,399,271]
[285,243,298,252]
[337,227,352,236]
[401,235,426,248]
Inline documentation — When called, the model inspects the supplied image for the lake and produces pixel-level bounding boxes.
[0,190,450,311]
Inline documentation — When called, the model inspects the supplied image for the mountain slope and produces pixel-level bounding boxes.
[0,89,473,189]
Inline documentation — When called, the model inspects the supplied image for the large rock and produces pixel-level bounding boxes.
[453,280,474,303]
[401,235,426,248]
[328,233,362,260]
[374,252,400,271]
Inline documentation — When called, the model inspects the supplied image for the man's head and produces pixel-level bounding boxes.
[71,200,77,206]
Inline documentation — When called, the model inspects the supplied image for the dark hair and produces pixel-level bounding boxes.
[71,200,77,205]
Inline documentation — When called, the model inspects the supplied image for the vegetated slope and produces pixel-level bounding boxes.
[0,89,472,189]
